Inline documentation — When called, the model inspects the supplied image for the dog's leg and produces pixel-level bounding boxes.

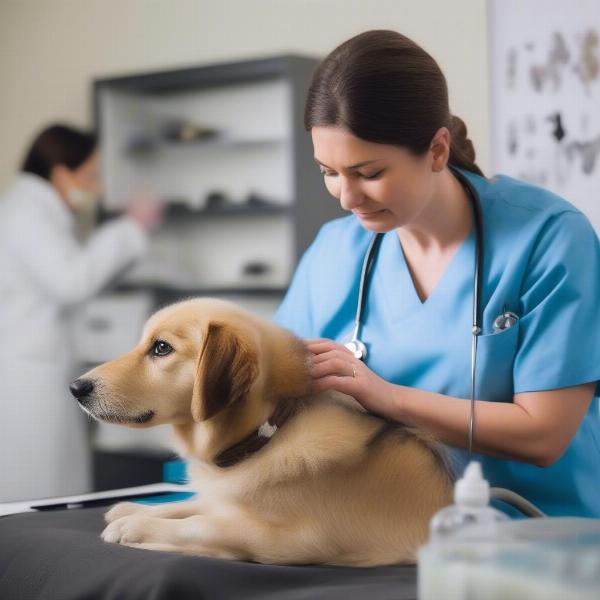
[104,498,205,523]
[122,541,239,560]
[121,542,184,554]
[102,507,327,564]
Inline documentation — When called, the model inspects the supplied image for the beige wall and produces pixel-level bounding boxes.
[0,0,490,191]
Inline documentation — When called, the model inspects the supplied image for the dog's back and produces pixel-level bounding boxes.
[182,391,454,566]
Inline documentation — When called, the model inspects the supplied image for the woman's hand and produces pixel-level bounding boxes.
[127,194,165,233]
[304,338,398,419]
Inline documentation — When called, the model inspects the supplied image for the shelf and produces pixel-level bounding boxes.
[93,54,319,95]
[124,133,289,159]
[165,201,291,219]
[113,283,288,297]
[99,199,291,222]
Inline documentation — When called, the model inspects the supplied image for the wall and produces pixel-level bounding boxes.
[0,0,492,495]
[0,0,491,191]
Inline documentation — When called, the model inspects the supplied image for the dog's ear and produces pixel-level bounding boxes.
[191,321,259,422]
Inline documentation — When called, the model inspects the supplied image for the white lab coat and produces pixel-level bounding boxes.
[0,173,149,502]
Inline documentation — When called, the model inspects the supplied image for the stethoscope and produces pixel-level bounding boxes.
[344,165,518,455]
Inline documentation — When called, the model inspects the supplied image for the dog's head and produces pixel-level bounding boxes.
[70,298,311,461]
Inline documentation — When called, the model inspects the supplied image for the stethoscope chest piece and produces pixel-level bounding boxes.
[493,311,519,333]
[345,339,367,360]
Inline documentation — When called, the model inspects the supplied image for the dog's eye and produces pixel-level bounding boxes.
[151,340,174,357]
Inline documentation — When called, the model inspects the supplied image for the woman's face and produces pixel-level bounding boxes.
[311,126,444,232]
[53,150,102,212]
[71,150,101,195]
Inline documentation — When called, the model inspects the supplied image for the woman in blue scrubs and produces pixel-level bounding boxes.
[273,30,600,518]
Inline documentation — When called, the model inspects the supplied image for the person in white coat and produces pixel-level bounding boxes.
[0,124,163,502]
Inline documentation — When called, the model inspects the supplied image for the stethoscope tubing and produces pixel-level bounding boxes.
[346,164,484,455]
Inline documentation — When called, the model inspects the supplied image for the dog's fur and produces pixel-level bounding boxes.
[74,298,454,566]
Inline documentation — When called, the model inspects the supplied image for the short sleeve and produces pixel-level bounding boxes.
[513,211,600,395]
[272,226,328,338]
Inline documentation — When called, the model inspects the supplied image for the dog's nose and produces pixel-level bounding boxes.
[70,378,94,399]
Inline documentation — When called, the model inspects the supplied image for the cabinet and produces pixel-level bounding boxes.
[93,54,345,302]
[81,55,345,486]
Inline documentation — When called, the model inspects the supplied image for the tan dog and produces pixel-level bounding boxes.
[70,298,453,566]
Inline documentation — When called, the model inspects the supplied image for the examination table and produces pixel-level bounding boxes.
[0,503,418,599]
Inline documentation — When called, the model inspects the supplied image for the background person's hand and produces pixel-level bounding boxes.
[304,338,398,419]
[126,195,165,233]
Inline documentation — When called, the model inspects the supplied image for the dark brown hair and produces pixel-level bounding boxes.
[21,124,97,180]
[304,30,484,177]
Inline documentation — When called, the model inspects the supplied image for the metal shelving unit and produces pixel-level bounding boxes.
[77,54,344,486]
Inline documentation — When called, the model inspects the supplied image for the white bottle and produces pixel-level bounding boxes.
[429,461,508,539]
[418,461,509,600]
[419,462,600,600]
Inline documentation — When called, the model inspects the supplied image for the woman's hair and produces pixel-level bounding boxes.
[304,30,484,177]
[21,124,97,180]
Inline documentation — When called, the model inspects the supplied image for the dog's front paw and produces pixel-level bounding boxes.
[104,501,145,523]
[101,515,155,545]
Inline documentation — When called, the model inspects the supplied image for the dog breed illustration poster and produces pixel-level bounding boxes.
[489,0,600,234]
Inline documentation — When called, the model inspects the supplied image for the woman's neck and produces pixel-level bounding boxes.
[396,167,473,255]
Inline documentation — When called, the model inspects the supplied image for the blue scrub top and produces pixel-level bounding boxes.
[273,167,600,518]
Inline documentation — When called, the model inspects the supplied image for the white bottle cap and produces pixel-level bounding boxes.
[454,461,490,507]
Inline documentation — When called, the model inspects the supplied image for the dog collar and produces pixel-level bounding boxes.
[213,399,300,468]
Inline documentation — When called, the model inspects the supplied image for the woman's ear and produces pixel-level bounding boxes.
[49,163,72,199]
[191,321,259,422]
[430,126,450,172]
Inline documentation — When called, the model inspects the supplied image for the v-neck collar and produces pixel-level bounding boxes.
[376,224,475,322]
[398,226,474,306]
